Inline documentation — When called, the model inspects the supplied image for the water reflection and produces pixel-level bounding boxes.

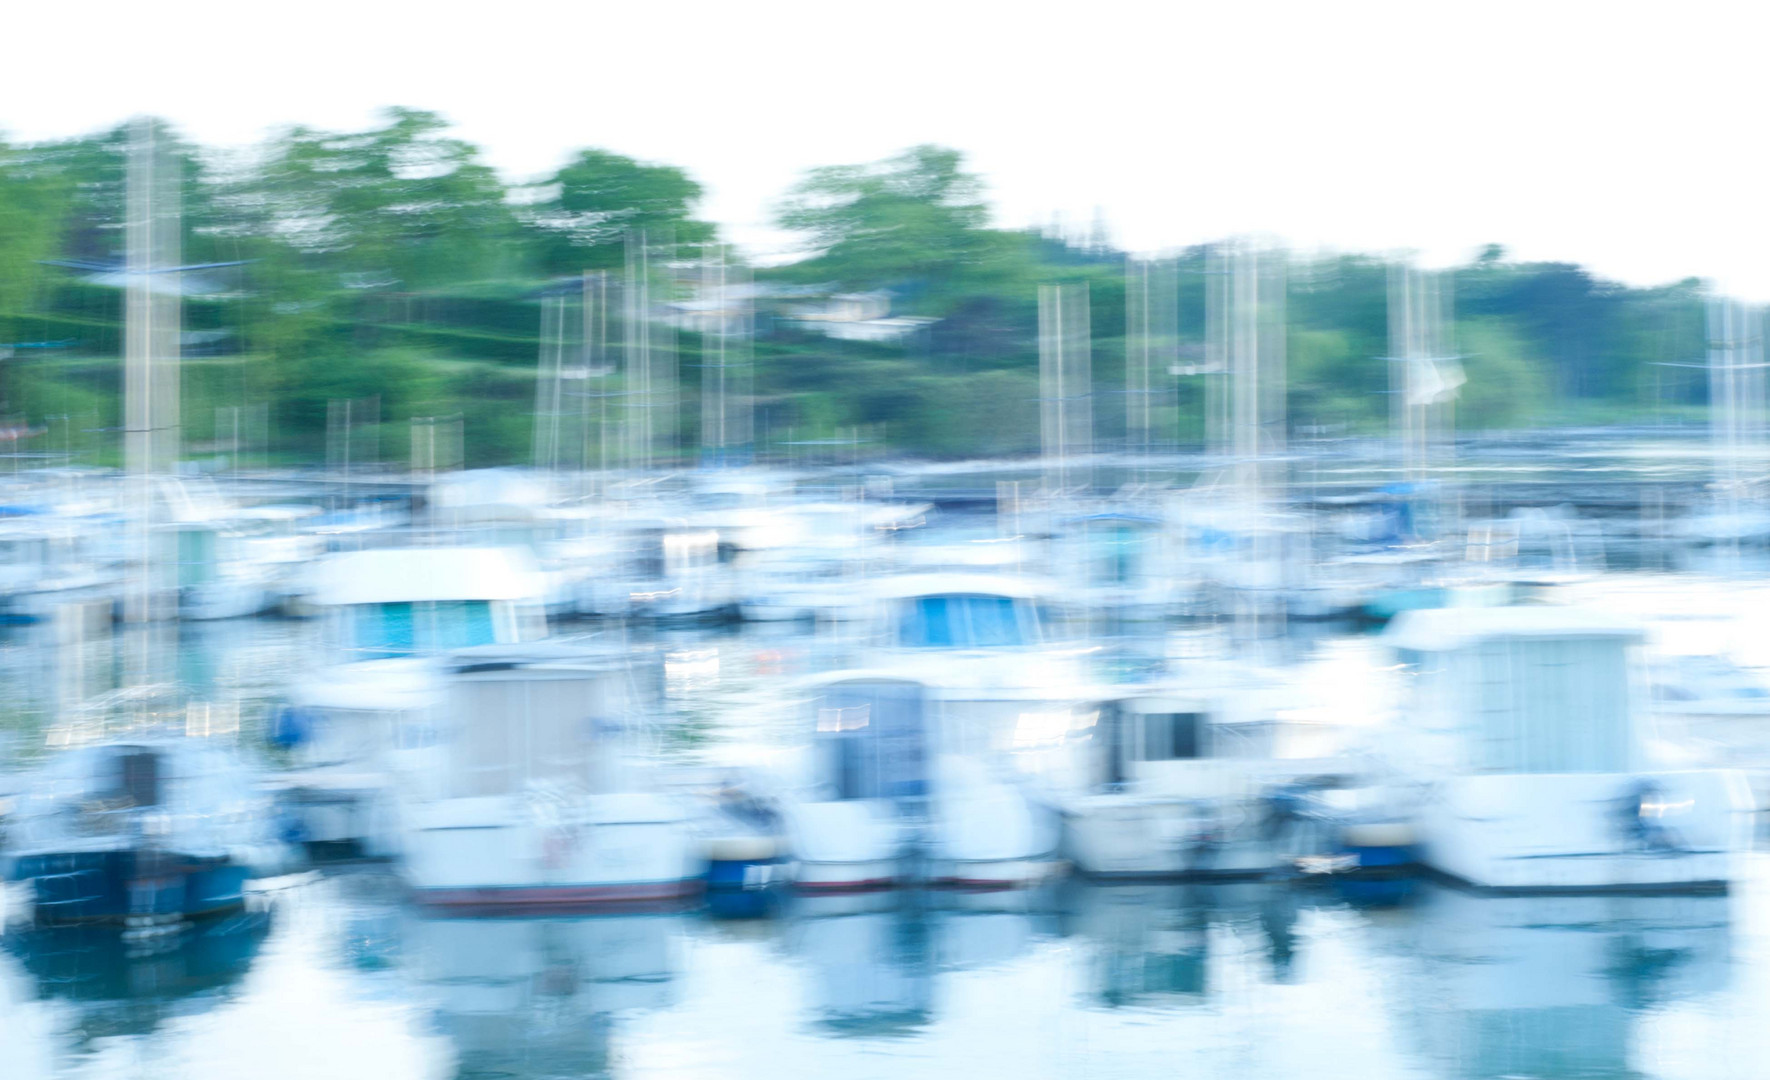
[1059,881,1301,1006]
[2,910,271,1045]
[783,891,933,1036]
[399,910,677,1079]
[1377,886,1731,1080]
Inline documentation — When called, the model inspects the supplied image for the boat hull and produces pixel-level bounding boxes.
[401,795,702,912]
[1063,798,1280,879]
[9,849,249,923]
[792,858,903,892]
[927,856,1054,889]
[1418,770,1752,893]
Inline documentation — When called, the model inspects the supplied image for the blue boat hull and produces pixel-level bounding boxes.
[704,857,788,918]
[10,849,249,923]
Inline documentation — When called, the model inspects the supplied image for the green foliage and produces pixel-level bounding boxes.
[1454,318,1547,428]
[526,149,714,274]
[774,145,995,303]
[0,119,1729,466]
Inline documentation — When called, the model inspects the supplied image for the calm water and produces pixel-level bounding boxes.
[4,608,1770,1080]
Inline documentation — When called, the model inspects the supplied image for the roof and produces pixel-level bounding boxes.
[445,640,630,674]
[1384,604,1644,652]
[305,546,545,606]
[868,572,1060,602]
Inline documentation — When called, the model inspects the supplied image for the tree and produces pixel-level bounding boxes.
[249,107,524,291]
[524,149,713,273]
[774,144,993,301]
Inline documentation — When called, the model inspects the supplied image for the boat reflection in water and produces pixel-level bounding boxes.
[782,890,934,1036]
[1,908,272,1044]
[779,887,1060,1038]
[401,910,677,1079]
[1057,881,1301,1006]
[1379,884,1730,1079]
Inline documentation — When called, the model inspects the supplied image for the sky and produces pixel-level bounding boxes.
[6,1,1769,295]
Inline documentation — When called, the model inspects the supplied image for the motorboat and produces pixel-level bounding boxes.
[3,736,287,924]
[397,642,702,910]
[1384,605,1753,892]
[1058,682,1298,879]
[779,574,1085,890]
[270,546,550,855]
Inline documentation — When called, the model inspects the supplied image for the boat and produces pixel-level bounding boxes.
[779,574,1081,890]
[3,736,286,924]
[1058,683,1296,879]
[397,642,702,910]
[270,545,550,856]
[1048,508,1189,623]
[1384,605,1753,892]
[0,512,121,624]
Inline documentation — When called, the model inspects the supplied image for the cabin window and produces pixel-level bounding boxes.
[1092,525,1145,585]
[115,749,160,807]
[178,529,218,586]
[899,594,1031,648]
[1141,713,1203,761]
[818,682,927,800]
[352,600,498,657]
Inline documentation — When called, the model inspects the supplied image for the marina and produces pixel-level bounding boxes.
[3,11,1769,1073]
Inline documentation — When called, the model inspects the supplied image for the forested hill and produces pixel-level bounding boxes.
[0,110,1715,467]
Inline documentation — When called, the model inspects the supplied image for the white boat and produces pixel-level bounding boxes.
[722,499,929,622]
[1049,507,1189,622]
[0,514,121,624]
[1059,683,1292,878]
[158,482,323,621]
[1384,606,1753,892]
[398,643,702,909]
[780,574,1082,890]
[272,546,550,855]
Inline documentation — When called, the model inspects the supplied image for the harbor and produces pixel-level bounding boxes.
[5,7,1770,1074]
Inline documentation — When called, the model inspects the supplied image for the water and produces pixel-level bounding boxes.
[3,610,1770,1079]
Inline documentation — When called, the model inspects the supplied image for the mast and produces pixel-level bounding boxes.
[124,117,181,624]
[1386,263,1463,539]
[1039,282,1092,497]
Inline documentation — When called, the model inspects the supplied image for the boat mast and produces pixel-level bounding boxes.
[124,117,181,625]
[1039,282,1092,497]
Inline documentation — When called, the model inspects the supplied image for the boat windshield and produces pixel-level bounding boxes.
[898,594,1034,648]
[351,600,497,657]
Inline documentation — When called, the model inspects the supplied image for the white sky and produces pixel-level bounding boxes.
[6,1,1768,295]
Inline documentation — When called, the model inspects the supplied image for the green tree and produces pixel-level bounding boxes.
[774,144,994,301]
[525,149,713,273]
[249,107,525,291]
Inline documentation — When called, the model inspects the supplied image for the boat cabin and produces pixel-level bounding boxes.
[305,547,548,659]
[1066,512,1163,588]
[879,576,1051,649]
[428,644,635,800]
[1079,692,1280,792]
[1384,606,1645,775]
[808,677,930,803]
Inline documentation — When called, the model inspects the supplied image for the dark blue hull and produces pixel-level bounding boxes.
[10,849,250,923]
[704,858,788,918]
